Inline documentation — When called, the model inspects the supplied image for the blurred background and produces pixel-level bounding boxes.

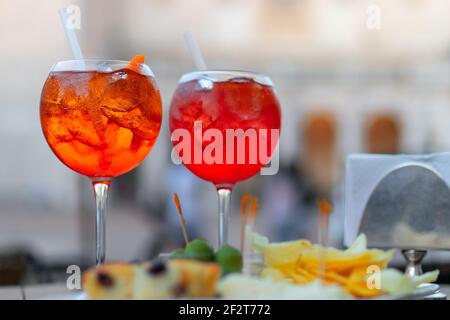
[0,0,449,285]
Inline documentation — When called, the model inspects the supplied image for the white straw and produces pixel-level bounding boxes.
[183,32,207,70]
[58,7,85,66]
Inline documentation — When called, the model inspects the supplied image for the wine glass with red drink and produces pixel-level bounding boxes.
[169,70,281,246]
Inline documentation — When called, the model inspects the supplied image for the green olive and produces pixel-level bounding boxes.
[184,239,215,262]
[215,245,243,275]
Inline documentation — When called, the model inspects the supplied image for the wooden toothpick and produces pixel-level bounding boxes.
[240,194,250,253]
[318,198,332,247]
[317,198,333,281]
[173,192,189,245]
[248,196,259,225]
[242,195,260,275]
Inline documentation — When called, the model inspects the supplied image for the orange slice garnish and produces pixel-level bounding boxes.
[127,54,145,72]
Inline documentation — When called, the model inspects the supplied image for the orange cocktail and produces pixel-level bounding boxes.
[40,58,162,264]
[40,63,162,178]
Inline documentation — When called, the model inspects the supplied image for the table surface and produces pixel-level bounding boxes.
[0,283,449,300]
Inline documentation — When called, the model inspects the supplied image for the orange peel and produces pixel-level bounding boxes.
[127,54,145,72]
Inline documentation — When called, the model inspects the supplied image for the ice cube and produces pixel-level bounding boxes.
[224,82,262,120]
[64,73,93,92]
[111,71,128,82]
[42,102,67,117]
[101,97,140,112]
[86,108,107,141]
[196,77,214,91]
[100,105,158,141]
[101,70,141,112]
[88,73,107,101]
[64,115,107,149]
[45,117,73,143]
[71,139,97,156]
[114,126,133,150]
[43,76,63,104]
[104,121,121,148]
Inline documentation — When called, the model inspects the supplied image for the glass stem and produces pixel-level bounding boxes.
[92,180,110,265]
[217,188,232,247]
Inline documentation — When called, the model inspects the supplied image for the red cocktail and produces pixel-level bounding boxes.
[169,71,281,245]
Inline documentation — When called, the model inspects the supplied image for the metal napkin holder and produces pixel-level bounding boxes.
[345,153,450,286]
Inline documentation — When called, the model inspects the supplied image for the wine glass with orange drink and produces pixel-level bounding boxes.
[40,55,162,264]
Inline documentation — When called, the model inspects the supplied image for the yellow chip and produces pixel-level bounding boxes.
[251,231,438,299]
[253,232,312,266]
